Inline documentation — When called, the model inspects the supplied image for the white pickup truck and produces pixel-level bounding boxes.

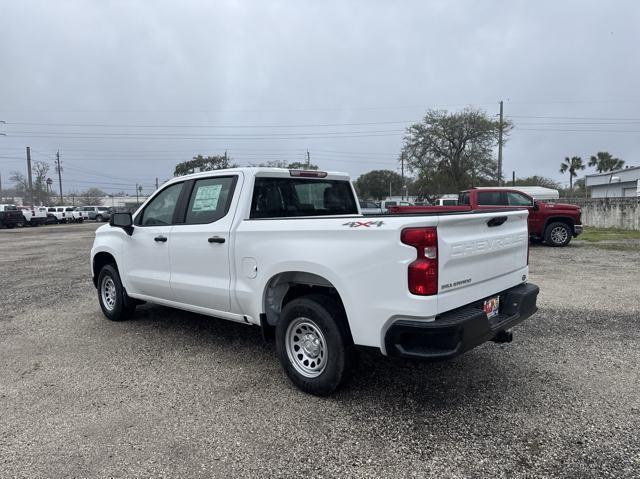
[91,168,539,395]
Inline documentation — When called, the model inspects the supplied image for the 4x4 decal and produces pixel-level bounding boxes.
[342,220,385,228]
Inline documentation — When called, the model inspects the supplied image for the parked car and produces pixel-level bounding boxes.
[380,199,413,213]
[47,206,68,223]
[67,207,88,223]
[81,206,112,222]
[18,206,48,226]
[91,167,539,395]
[390,187,583,247]
[0,204,23,228]
[358,200,382,215]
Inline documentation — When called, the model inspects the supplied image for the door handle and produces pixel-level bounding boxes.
[208,236,226,244]
[154,235,168,242]
[487,216,508,227]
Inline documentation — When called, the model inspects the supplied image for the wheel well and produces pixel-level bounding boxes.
[544,216,574,232]
[263,271,348,329]
[92,252,117,287]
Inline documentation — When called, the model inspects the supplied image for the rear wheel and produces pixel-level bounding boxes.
[544,222,572,247]
[276,294,354,396]
[97,264,136,321]
[96,214,103,222]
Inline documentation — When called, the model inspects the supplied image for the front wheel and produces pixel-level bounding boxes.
[275,294,354,396]
[97,264,136,321]
[95,215,103,222]
[544,222,572,247]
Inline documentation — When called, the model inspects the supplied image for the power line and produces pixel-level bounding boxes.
[510,114,640,121]
[516,128,640,133]
[6,119,414,129]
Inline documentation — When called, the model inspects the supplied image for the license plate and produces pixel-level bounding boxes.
[483,296,500,319]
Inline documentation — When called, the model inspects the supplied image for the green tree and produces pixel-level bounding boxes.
[559,156,585,190]
[174,154,237,177]
[588,151,624,173]
[401,107,510,192]
[354,170,403,200]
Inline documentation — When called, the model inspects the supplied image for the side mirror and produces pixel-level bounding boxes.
[533,201,540,211]
[110,212,134,235]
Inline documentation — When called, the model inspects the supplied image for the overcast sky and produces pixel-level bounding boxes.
[1,0,639,195]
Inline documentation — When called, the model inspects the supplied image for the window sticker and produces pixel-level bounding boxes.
[192,184,222,212]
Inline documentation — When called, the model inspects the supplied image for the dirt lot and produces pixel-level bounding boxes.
[1,223,638,478]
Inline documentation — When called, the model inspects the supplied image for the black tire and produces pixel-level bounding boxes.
[16,220,25,228]
[96,215,103,222]
[275,294,355,396]
[97,264,136,321]
[544,221,572,247]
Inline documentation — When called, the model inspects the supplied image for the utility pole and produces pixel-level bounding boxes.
[136,183,139,205]
[0,171,3,201]
[497,100,504,186]
[306,150,310,168]
[512,171,516,186]
[155,177,159,190]
[400,152,405,201]
[55,150,63,205]
[26,147,33,204]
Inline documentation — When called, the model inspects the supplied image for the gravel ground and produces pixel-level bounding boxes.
[1,223,638,478]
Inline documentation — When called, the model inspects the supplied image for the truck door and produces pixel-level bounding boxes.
[124,182,184,299]
[506,191,541,235]
[168,174,241,313]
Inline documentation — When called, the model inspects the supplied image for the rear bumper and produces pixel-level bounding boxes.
[384,283,539,360]
[573,224,583,236]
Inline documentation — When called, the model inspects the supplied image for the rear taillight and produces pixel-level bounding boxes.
[401,227,438,295]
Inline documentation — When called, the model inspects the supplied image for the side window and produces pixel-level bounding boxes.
[138,183,183,226]
[184,176,236,224]
[507,192,533,207]
[458,192,470,205]
[477,191,507,206]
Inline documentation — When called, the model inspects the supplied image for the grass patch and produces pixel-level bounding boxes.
[580,243,640,252]
[579,227,640,242]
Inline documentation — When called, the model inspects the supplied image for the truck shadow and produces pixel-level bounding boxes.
[130,303,557,414]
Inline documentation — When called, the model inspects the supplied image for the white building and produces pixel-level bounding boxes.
[585,166,640,198]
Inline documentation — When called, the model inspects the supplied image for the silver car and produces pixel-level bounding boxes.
[81,206,112,222]
[359,200,382,215]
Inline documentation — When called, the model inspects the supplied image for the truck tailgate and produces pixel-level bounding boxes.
[437,209,529,312]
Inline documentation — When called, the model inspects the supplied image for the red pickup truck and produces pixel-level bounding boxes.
[389,188,583,247]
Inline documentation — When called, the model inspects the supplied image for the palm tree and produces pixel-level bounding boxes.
[588,151,624,173]
[559,156,585,190]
